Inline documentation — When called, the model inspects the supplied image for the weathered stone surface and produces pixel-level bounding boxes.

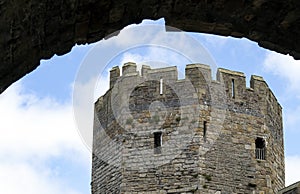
[92,63,285,193]
[278,181,300,194]
[1,0,300,93]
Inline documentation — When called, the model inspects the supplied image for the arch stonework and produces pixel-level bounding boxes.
[1,0,300,93]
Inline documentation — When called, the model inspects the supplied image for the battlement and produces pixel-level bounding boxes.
[108,62,281,111]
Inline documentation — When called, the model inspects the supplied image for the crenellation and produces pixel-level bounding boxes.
[250,75,268,96]
[217,67,245,77]
[186,63,212,82]
[122,62,138,76]
[185,64,212,104]
[146,66,178,83]
[108,63,281,113]
[217,68,246,100]
[92,63,285,194]
[109,66,120,88]
[141,64,151,76]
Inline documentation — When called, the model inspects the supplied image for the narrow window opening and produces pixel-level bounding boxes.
[160,78,163,95]
[255,137,266,160]
[154,132,162,154]
[203,121,207,141]
[231,79,235,98]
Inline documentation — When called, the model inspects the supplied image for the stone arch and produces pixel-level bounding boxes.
[1,0,300,93]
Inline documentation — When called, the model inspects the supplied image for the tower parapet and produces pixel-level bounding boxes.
[108,63,281,112]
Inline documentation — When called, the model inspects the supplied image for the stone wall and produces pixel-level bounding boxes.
[92,63,284,193]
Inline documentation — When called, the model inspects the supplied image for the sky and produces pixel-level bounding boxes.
[1,18,300,194]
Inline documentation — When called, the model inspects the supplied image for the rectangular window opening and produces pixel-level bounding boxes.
[255,137,266,160]
[203,121,207,142]
[154,132,162,154]
[160,78,163,95]
[231,79,235,98]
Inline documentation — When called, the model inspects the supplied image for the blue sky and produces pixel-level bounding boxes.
[1,18,300,194]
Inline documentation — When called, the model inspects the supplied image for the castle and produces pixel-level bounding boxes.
[91,62,285,194]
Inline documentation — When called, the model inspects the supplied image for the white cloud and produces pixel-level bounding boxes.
[119,52,147,73]
[285,155,300,186]
[0,83,87,159]
[194,32,229,49]
[0,82,90,194]
[284,105,300,132]
[263,51,300,95]
[118,50,190,76]
[99,22,217,69]
[73,77,100,151]
[0,162,82,194]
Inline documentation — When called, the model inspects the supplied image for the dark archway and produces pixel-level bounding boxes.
[1,0,300,93]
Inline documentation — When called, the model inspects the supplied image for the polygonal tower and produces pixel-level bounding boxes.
[91,63,285,194]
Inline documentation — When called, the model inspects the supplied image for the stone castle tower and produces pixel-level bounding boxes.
[92,63,285,194]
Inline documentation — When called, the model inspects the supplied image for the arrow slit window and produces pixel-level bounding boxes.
[154,132,162,154]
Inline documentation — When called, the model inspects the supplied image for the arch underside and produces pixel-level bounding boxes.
[1,0,300,93]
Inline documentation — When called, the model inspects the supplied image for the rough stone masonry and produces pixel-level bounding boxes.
[2,1,300,95]
[92,62,284,194]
